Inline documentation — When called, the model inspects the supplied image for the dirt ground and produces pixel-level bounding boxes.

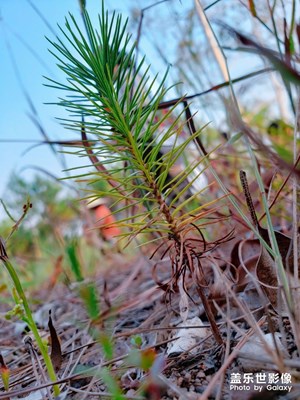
[0,250,299,400]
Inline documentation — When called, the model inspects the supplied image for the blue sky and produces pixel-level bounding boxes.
[0,1,89,201]
[0,1,138,217]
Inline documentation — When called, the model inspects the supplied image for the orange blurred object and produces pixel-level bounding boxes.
[93,204,121,241]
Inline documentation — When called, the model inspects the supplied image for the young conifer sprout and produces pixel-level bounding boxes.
[46,6,228,343]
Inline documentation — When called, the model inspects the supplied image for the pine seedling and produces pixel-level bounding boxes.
[46,5,228,343]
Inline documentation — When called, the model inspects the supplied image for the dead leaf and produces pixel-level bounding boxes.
[255,246,278,308]
[167,317,209,356]
[232,238,260,289]
[48,310,62,372]
[239,171,296,309]
[238,332,285,371]
[259,227,293,273]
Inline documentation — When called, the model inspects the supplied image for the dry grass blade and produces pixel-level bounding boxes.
[230,28,300,85]
[183,100,207,156]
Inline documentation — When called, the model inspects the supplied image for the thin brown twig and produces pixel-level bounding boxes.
[199,318,265,400]
[81,122,132,201]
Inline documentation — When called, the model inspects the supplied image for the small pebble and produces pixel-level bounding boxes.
[197,370,205,379]
[184,372,191,382]
[177,376,183,386]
